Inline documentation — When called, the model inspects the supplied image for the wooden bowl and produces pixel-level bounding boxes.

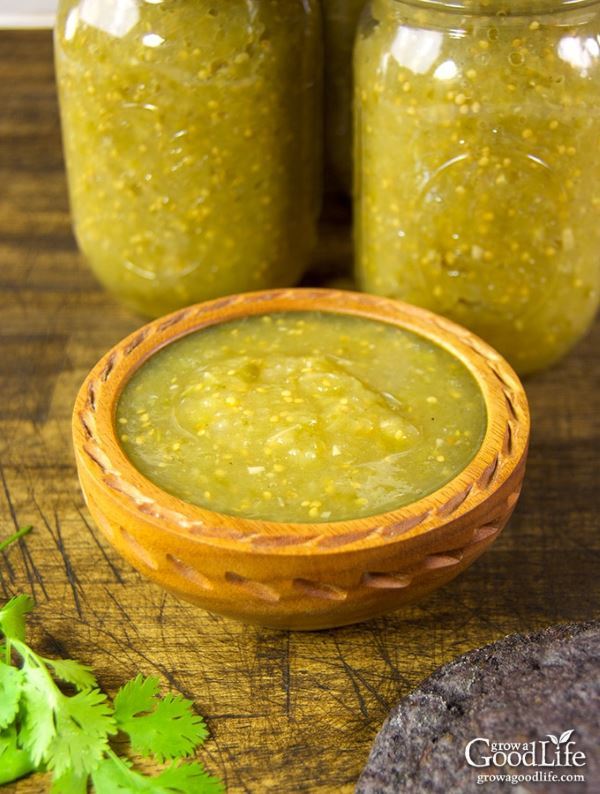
[72,289,529,630]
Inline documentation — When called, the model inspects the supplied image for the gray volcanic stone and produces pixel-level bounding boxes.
[356,623,599,794]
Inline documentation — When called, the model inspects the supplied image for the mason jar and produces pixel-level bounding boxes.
[322,0,366,192]
[55,0,322,317]
[355,0,600,374]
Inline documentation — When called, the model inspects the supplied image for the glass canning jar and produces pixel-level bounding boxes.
[55,0,322,317]
[322,0,366,191]
[355,0,600,374]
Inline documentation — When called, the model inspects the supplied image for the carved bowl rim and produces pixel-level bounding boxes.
[72,288,530,559]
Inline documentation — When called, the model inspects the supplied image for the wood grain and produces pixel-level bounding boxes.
[0,30,599,793]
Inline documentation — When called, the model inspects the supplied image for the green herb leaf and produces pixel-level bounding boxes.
[0,525,33,553]
[0,724,37,786]
[19,658,115,777]
[92,755,146,794]
[50,768,90,794]
[19,663,58,766]
[0,595,35,642]
[47,658,97,691]
[153,761,224,793]
[0,597,222,792]
[114,674,160,721]
[114,675,208,762]
[46,688,115,777]
[92,754,223,794]
[0,663,25,730]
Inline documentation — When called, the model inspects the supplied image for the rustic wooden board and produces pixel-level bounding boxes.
[1,30,598,794]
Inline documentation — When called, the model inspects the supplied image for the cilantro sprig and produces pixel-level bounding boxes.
[0,525,33,553]
[0,595,223,793]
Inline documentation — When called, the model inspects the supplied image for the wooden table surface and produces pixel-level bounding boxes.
[1,30,598,794]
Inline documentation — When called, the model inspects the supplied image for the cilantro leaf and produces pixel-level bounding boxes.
[0,724,37,786]
[46,688,115,777]
[47,658,98,691]
[0,525,33,553]
[92,756,146,794]
[0,595,34,642]
[92,754,223,794]
[0,663,24,730]
[50,768,89,794]
[0,596,223,793]
[114,676,208,762]
[19,663,58,766]
[154,761,224,793]
[132,694,209,760]
[114,675,160,720]
[19,658,115,777]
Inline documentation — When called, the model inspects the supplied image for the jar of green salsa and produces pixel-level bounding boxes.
[323,0,366,191]
[355,0,600,374]
[55,1,322,317]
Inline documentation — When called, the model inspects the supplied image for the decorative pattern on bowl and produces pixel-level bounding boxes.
[73,289,529,630]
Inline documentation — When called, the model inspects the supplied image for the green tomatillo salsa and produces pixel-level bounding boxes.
[55,0,322,317]
[355,0,600,374]
[117,312,486,523]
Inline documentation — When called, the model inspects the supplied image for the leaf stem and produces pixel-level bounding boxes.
[105,748,141,782]
[0,525,33,552]
[0,744,37,786]
[11,637,61,699]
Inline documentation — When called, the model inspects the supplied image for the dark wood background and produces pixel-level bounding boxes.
[1,30,598,793]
